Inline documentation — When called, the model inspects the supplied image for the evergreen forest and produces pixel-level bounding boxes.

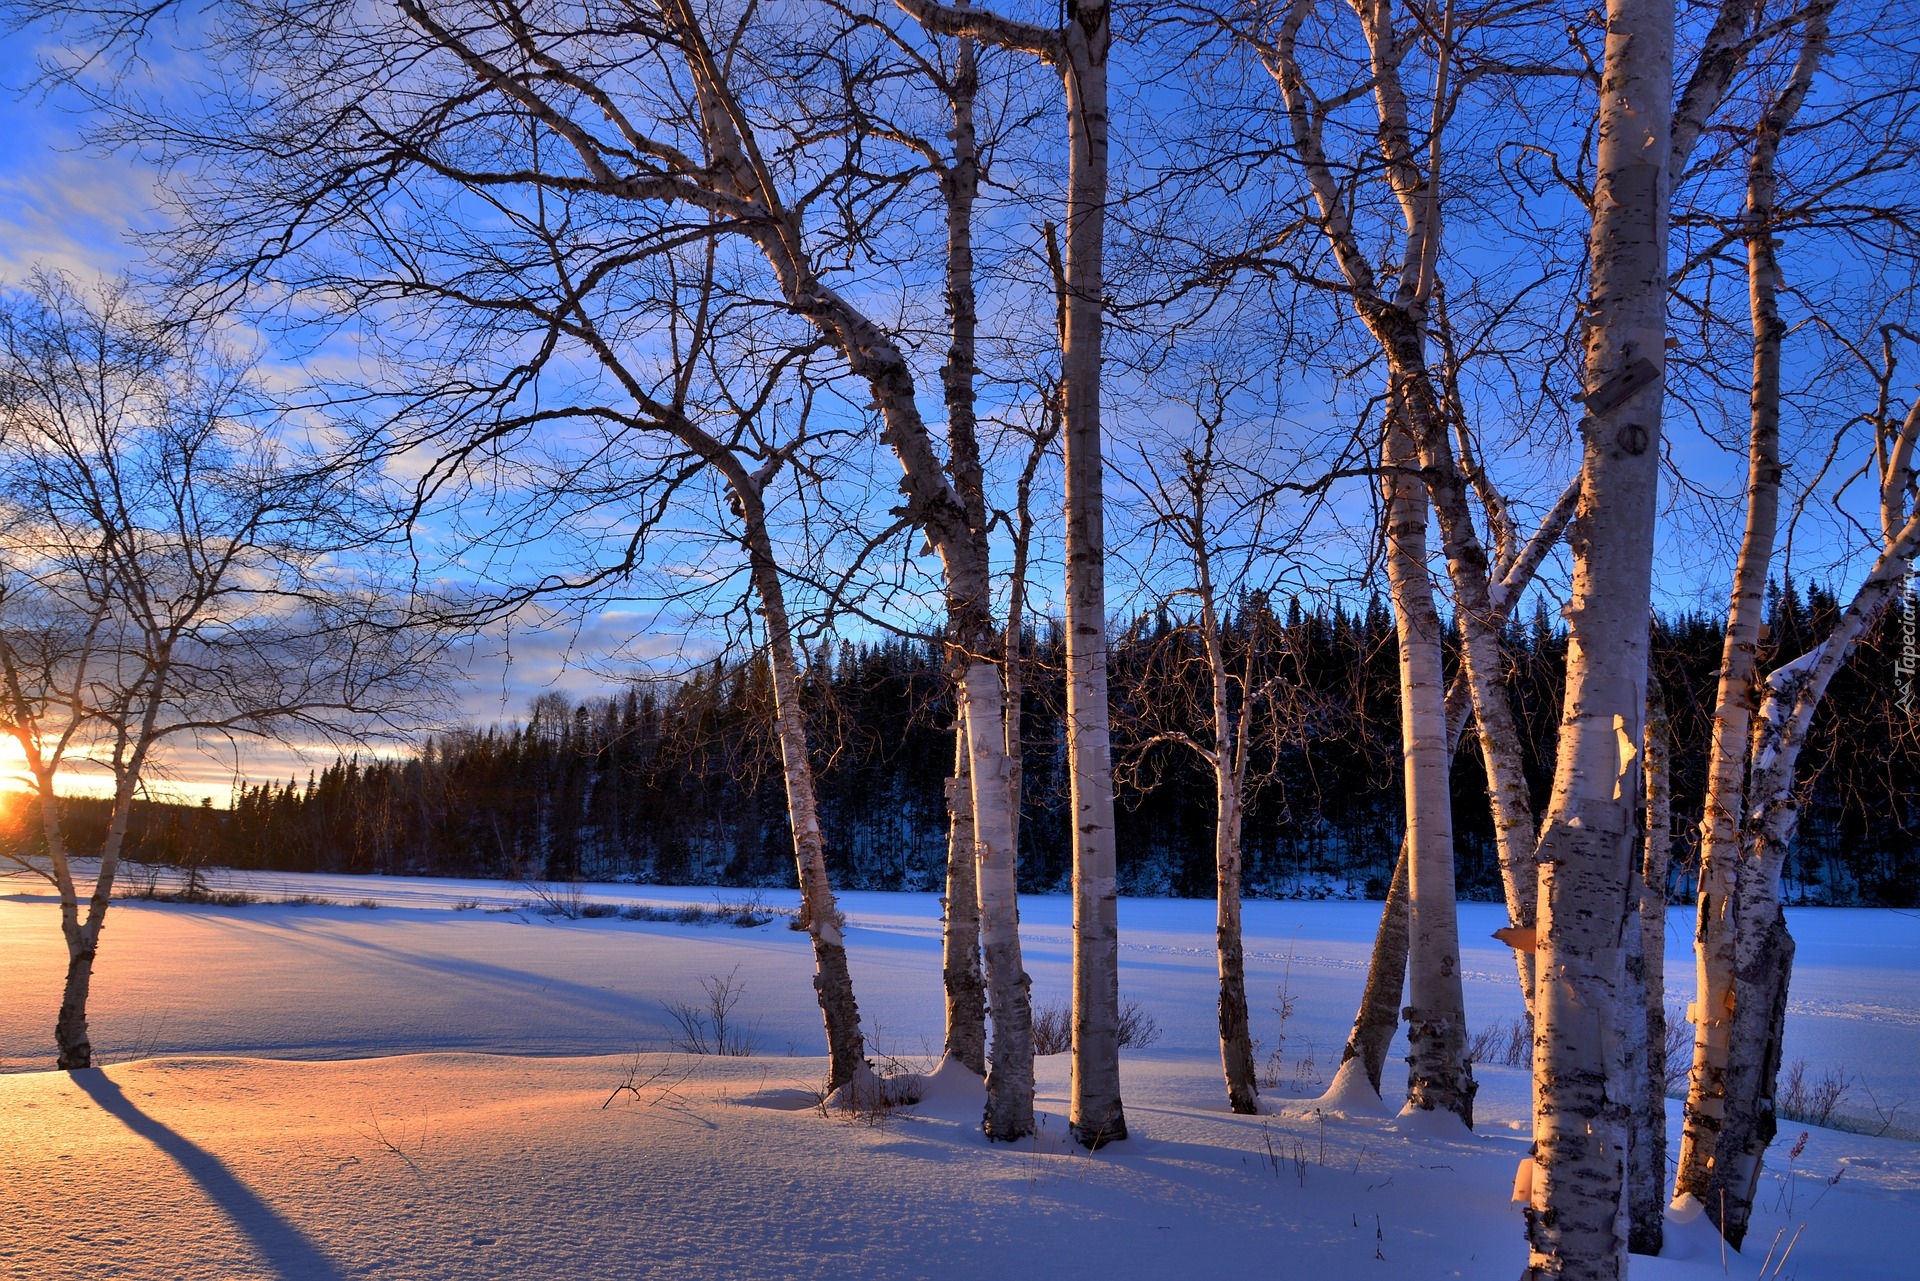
[26,583,1915,908]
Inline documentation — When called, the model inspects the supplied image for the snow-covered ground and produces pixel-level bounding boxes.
[2,866,1916,1278]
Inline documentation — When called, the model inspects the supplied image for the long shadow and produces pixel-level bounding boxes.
[71,1069,345,1281]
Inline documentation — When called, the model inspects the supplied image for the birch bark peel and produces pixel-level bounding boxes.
[1526,0,1673,1272]
[1383,418,1476,1126]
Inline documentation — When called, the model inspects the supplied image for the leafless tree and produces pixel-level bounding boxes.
[0,273,441,1068]
[898,0,1129,1147]
[83,0,1060,1136]
[1118,388,1304,1115]
[1519,0,1674,1270]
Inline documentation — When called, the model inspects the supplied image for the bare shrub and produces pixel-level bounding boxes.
[602,1057,694,1110]
[665,968,756,1057]
[1030,999,1158,1056]
[578,902,622,918]
[1858,1079,1911,1138]
[1778,1059,1851,1127]
[1663,1004,1692,1094]
[121,862,167,899]
[1257,962,1323,1092]
[186,887,260,907]
[523,878,586,919]
[715,890,778,928]
[1117,999,1162,1049]
[622,902,704,923]
[617,897,791,927]
[1466,1016,1531,1068]
[1033,1003,1070,1055]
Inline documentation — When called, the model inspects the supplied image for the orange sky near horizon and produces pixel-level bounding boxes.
[0,734,401,808]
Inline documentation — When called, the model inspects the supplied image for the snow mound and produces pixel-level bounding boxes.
[1393,1100,1473,1138]
[1272,1057,1394,1119]
[901,1053,987,1124]
[821,1058,924,1115]
[1633,1196,1763,1279]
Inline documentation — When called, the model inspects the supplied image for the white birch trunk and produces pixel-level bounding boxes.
[1618,839,1653,1255]
[745,528,870,1091]
[1629,674,1674,1255]
[935,14,990,1084]
[1675,5,1827,1215]
[962,660,1037,1139]
[47,667,166,1069]
[1055,0,1125,1150]
[942,722,987,1075]
[1342,835,1411,1096]
[1524,0,1672,1271]
[1383,414,1476,1125]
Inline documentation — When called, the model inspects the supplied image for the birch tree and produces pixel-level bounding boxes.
[1379,406,1476,1122]
[1703,436,1920,1242]
[1677,254,1920,1249]
[1673,0,1830,1221]
[895,0,1125,1147]
[1521,0,1673,1271]
[1197,0,1593,1025]
[1121,397,1298,1115]
[556,312,881,1094]
[0,274,437,1068]
[108,0,1053,1132]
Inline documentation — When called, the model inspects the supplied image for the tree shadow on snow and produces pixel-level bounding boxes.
[70,1069,346,1281]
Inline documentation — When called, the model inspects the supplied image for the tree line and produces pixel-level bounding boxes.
[25,581,1910,908]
